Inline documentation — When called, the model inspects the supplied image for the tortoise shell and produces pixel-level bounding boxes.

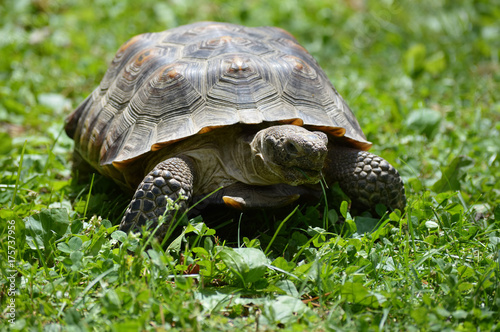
[65,21,370,178]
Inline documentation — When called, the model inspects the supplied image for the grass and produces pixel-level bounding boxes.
[1,0,499,330]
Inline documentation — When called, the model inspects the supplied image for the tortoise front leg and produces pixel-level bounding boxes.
[324,145,406,212]
[119,156,195,239]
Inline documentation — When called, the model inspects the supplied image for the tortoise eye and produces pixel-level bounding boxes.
[285,141,299,155]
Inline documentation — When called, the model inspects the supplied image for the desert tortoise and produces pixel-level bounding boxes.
[65,22,406,236]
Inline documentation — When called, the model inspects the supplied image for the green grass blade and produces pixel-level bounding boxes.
[10,140,27,209]
[264,205,298,256]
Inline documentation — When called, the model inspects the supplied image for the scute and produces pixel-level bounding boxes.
[65,21,370,175]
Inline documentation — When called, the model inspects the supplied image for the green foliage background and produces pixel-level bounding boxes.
[1,0,499,331]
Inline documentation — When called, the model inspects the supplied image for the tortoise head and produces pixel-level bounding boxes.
[251,125,328,186]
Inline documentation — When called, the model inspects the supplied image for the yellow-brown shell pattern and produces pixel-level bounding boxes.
[65,21,370,174]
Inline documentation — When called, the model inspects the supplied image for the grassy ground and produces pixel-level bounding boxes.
[1,0,499,330]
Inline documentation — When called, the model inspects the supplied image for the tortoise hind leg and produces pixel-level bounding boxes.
[119,156,195,239]
[71,150,97,183]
